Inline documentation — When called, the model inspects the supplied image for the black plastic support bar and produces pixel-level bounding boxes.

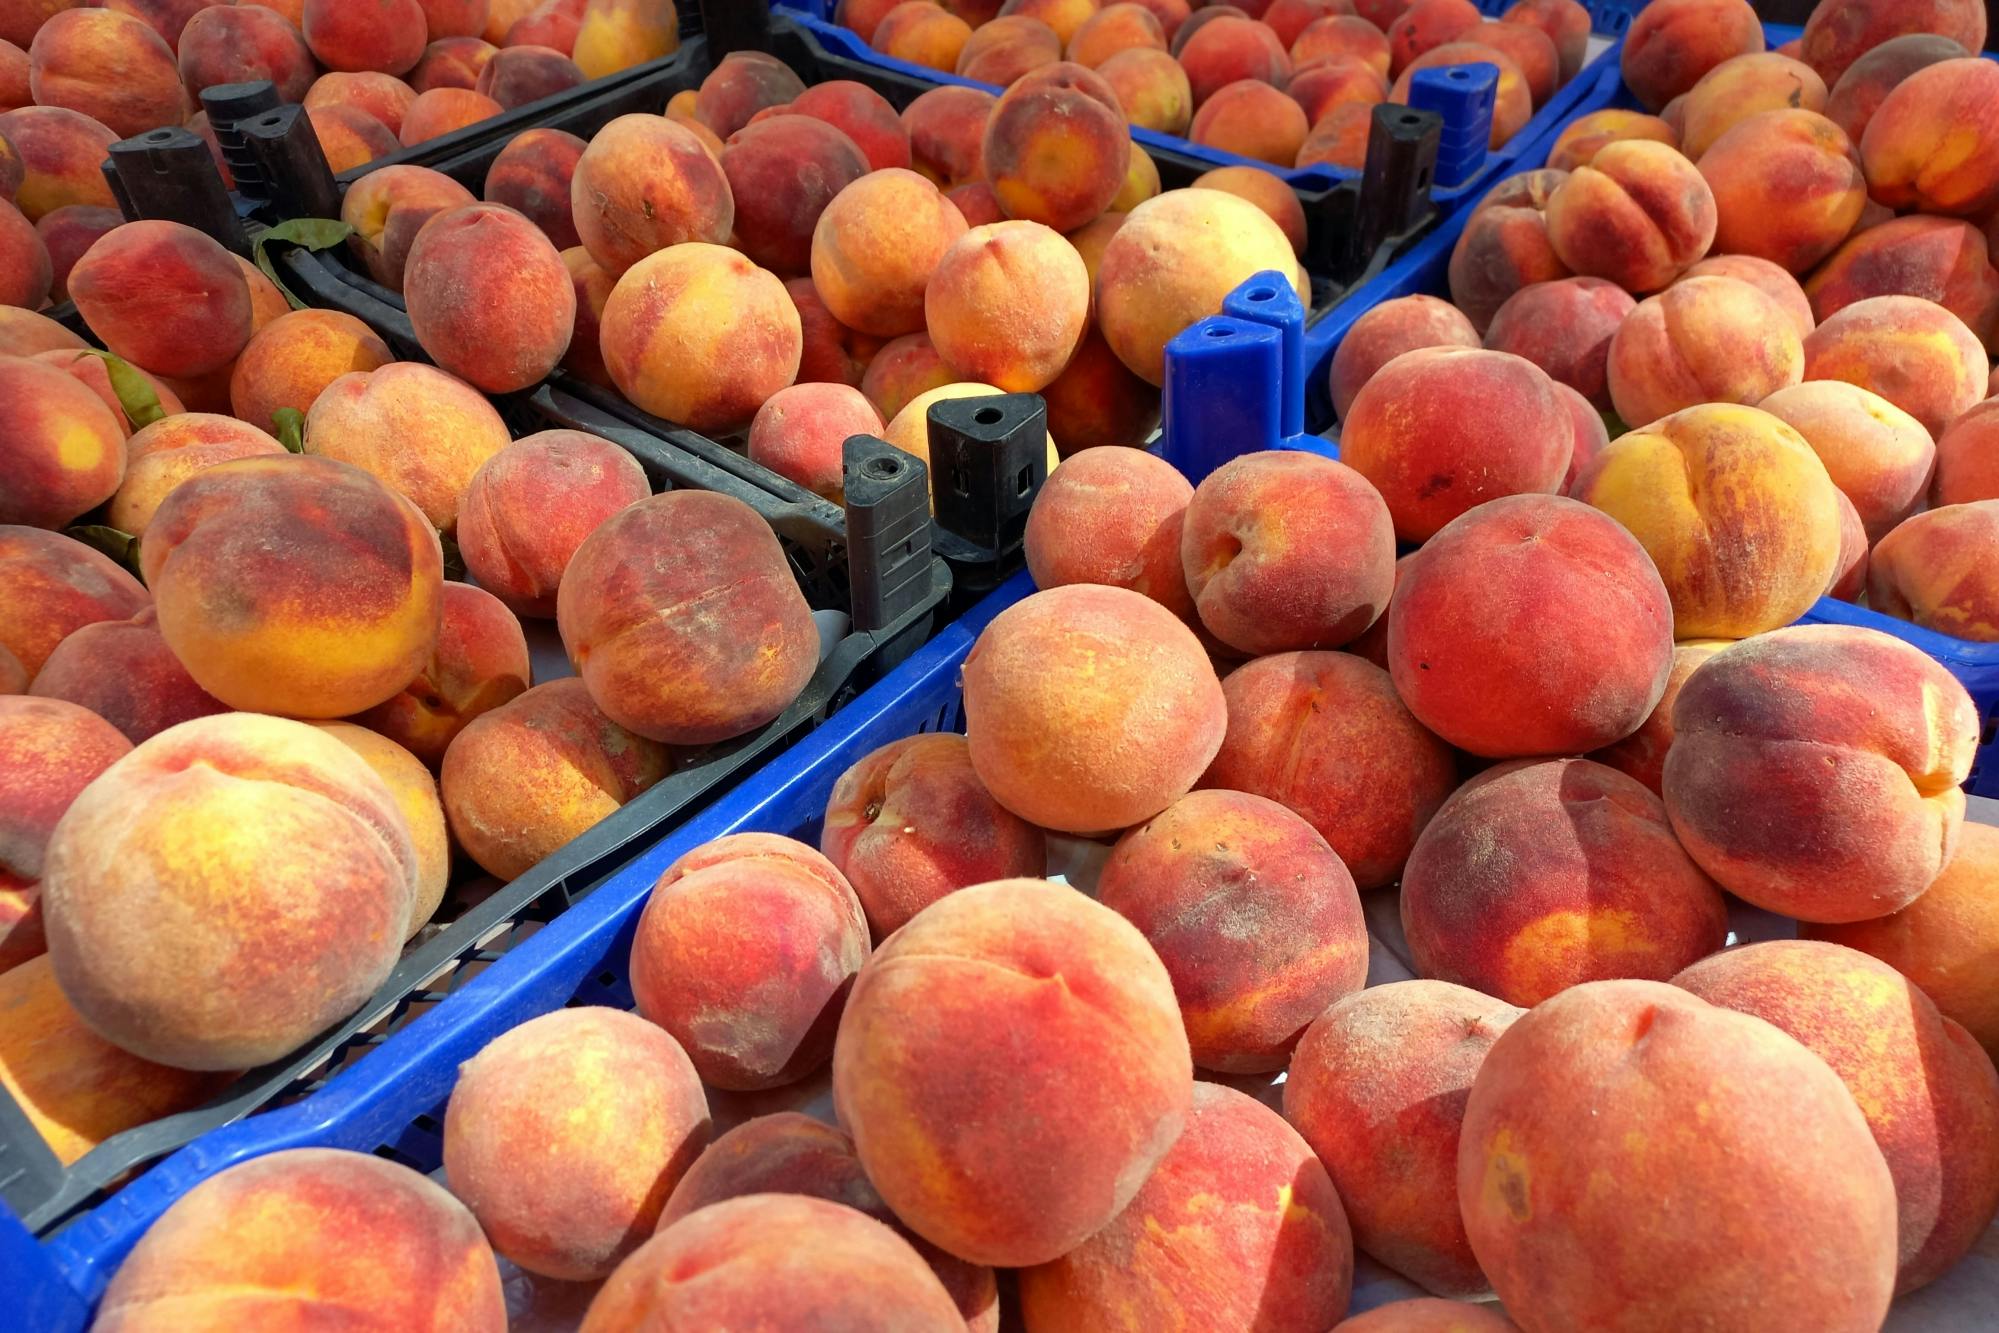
[104,128,250,256]
[842,435,935,634]
[199,81,285,202]
[1349,104,1442,285]
[701,0,774,55]
[925,393,1047,583]
[236,102,343,222]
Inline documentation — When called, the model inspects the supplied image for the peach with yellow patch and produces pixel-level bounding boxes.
[351,581,530,768]
[108,413,286,538]
[0,353,126,530]
[305,361,513,533]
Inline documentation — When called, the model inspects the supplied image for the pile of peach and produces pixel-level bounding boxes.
[0,0,680,294]
[0,214,830,1175]
[326,47,1312,499]
[81,431,1999,1328]
[845,0,1592,171]
[1323,0,1999,647]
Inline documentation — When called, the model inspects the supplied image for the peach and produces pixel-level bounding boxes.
[600,242,801,430]
[1404,759,1728,1005]
[1801,0,1987,87]
[1664,625,1978,921]
[30,607,226,746]
[339,164,476,290]
[1020,1083,1354,1329]
[811,167,967,338]
[0,354,126,530]
[34,203,118,304]
[443,1007,710,1280]
[1499,519,1694,697]
[0,106,115,220]
[100,0,211,52]
[67,221,251,380]
[947,179,1005,226]
[1805,215,1999,350]
[1555,381,1608,490]
[832,879,1192,1266]
[397,86,502,144]
[1328,295,1481,423]
[1868,501,1999,641]
[310,720,447,934]
[1606,276,1805,427]
[350,581,528,767]
[956,14,1060,84]
[1756,379,1935,538]
[1178,14,1295,109]
[1805,821,1999,1060]
[722,114,869,276]
[568,113,731,273]
[1109,140,1161,210]
[474,41,582,106]
[925,219,1089,393]
[1192,165,1307,256]
[404,202,574,393]
[559,245,615,385]
[745,382,881,501]
[1676,940,1999,1293]
[456,428,647,617]
[1202,650,1456,889]
[439,677,666,880]
[1190,76,1308,165]
[1265,0,1345,50]
[1546,109,1678,172]
[786,276,877,389]
[1445,168,1570,331]
[584,1194,962,1330]
[304,70,420,137]
[1824,32,1968,143]
[570,0,679,79]
[1460,980,1898,1331]
[820,732,1046,939]
[1463,20,1556,109]
[1098,789,1366,1071]
[872,1,972,72]
[1701,110,1865,277]
[1482,277,1633,411]
[94,1149,506,1328]
[783,82,906,175]
[1803,294,1988,438]
[1065,207,1126,286]
[1098,188,1302,385]
[1068,3,1164,68]
[417,0,488,41]
[307,103,400,173]
[1038,325,1161,450]
[1098,46,1193,134]
[1862,58,1999,218]
[0,39,22,114]
[1392,42,1532,150]
[1544,140,1716,293]
[1181,450,1393,654]
[486,0,542,42]
[304,361,512,531]
[236,255,291,334]
[1676,52,1827,160]
[997,0,1094,44]
[1680,252,1816,337]
[1935,398,1999,505]
[1576,404,1841,636]
[557,489,818,744]
[1293,15,1391,78]
[902,84,995,184]
[629,834,867,1090]
[504,0,586,52]
[1385,0,1477,71]
[1335,1300,1523,1332]
[962,584,1225,833]
[142,454,444,717]
[860,331,953,420]
[980,62,1129,233]
[1388,494,1673,757]
[108,413,286,537]
[0,955,225,1165]
[229,309,394,435]
[1341,347,1572,542]
[1125,0,1189,41]
[0,527,150,680]
[42,714,419,1068]
[1285,980,1524,1298]
[1619,0,1763,112]
[1287,54,1389,127]
[1823,486,1868,600]
[26,9,183,141]
[302,0,428,75]
[693,49,805,139]
[0,695,131,974]
[1024,443,1191,614]
[411,34,498,90]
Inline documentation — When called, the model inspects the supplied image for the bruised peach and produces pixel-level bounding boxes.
[0,106,115,221]
[482,127,584,249]
[746,382,882,501]
[1544,140,1716,293]
[28,606,226,745]
[0,527,150,681]
[26,9,183,141]
[902,83,995,184]
[339,164,477,290]
[1618,0,1764,112]
[0,354,125,530]
[569,113,732,274]
[440,677,666,880]
[1805,215,1999,350]
[305,360,512,532]
[1446,168,1570,331]
[108,413,286,537]
[1098,46,1193,134]
[474,41,583,107]
[981,62,1130,233]
[811,167,967,338]
[1546,109,1678,172]
[1481,277,1633,411]
[1606,276,1805,427]
[1802,294,1988,438]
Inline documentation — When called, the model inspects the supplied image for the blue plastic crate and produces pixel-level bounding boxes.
[779,1,1632,206]
[0,573,1033,1331]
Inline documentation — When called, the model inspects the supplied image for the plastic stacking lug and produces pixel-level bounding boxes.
[842,435,936,633]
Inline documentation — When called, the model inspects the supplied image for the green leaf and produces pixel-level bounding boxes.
[83,351,166,430]
[253,218,355,310]
[272,407,306,453]
[65,525,143,580]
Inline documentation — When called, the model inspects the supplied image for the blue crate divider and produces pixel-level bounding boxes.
[777,2,1630,207]
[1,573,1037,1330]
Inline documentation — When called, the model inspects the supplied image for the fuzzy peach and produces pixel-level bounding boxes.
[33,204,116,304]
[107,413,286,538]
[1755,379,1936,538]
[1805,215,1999,349]
[397,86,502,144]
[810,167,966,338]
[1935,399,1999,506]
[304,361,511,531]
[1868,501,1999,641]
[859,331,953,421]
[955,14,1060,84]
[1445,168,1571,330]
[1860,58,1999,218]
[1544,140,1716,293]
[1191,166,1307,257]
[902,83,995,183]
[923,219,1089,393]
[480,127,584,249]
[1098,46,1193,134]
[1328,295,1480,421]
[745,382,880,501]
[1824,33,1967,145]
[0,695,131,974]
[723,115,869,277]
[310,721,447,934]
[1676,52,1827,160]
[1802,294,1988,438]
[68,220,252,379]
[981,61,1130,232]
[304,70,420,137]
[0,106,115,220]
[404,202,574,393]
[1287,54,1389,126]
[339,165,477,291]
[1801,0,1987,88]
[302,0,428,75]
[1546,108,1678,172]
[228,309,393,435]
[475,41,582,106]
[456,428,647,617]
[1024,444,1192,614]
[28,607,226,747]
[1463,19,1556,108]
[871,1,972,72]
[1386,0,1479,76]
[1190,76,1309,165]
[1680,252,1816,337]
[1293,14,1391,77]
[0,527,149,680]
[350,581,529,768]
[1618,0,1764,112]
[1482,277,1633,410]
[0,354,126,530]
[1700,109,1865,277]
[411,34,498,90]
[25,8,183,141]
[1606,276,1805,426]
[568,113,731,273]
[786,277,875,389]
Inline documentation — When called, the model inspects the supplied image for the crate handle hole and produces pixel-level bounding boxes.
[974,406,1003,425]
[1206,326,1233,339]
[863,456,902,480]
[1247,286,1276,301]
[1015,465,1033,496]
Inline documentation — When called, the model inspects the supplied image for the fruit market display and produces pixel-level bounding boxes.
[840,0,1595,169]
[5,0,1999,1330]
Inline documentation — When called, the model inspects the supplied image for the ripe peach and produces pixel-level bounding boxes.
[811,167,967,339]
[304,69,419,136]
[568,113,732,273]
[1191,165,1307,256]
[1587,638,1729,795]
[1098,45,1193,134]
[1862,58,1999,218]
[559,245,615,385]
[1664,625,1978,921]
[1463,19,1556,108]
[1000,0,1100,45]
[571,0,680,78]
[1483,277,1634,410]
[0,695,131,974]
[339,164,476,290]
[310,720,447,934]
[1294,14,1390,77]
[745,382,881,501]
[902,83,996,184]
[0,527,150,681]
[307,103,400,173]
[1805,214,1999,350]
[859,332,954,422]
[1824,32,1968,143]
[397,86,502,144]
[1329,295,1479,419]
[69,221,252,379]
[482,127,584,249]
[417,0,489,41]
[1286,980,1524,1298]
[444,1007,710,1280]
[1868,501,1999,641]
[440,677,666,880]
[33,203,118,304]
[1756,379,1935,538]
[1039,325,1160,450]
[475,41,582,106]
[1546,108,1678,172]
[787,81,909,174]
[456,429,647,617]
[1606,276,1805,427]
[723,115,869,277]
[956,14,1060,84]
[28,607,227,745]
[1024,444,1192,614]
[1386,0,1478,77]
[0,354,125,530]
[1068,3,1165,68]
[962,584,1226,833]
[786,277,877,389]
[410,34,498,90]
[1286,54,1389,129]
[1446,168,1571,331]
[349,581,528,767]
[0,106,115,220]
[1802,294,1988,438]
[302,0,428,75]
[26,9,183,141]
[1680,252,1816,337]
[1700,109,1865,276]
[404,202,574,393]
[924,220,1089,393]
[305,360,513,532]
[981,62,1130,232]
[1801,0,1987,87]
[1187,76,1306,165]
[229,310,393,436]
[1935,398,1999,505]
[503,0,586,52]
[107,413,286,537]
[1619,0,1764,112]
[1677,52,1827,160]
[1544,140,1716,293]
